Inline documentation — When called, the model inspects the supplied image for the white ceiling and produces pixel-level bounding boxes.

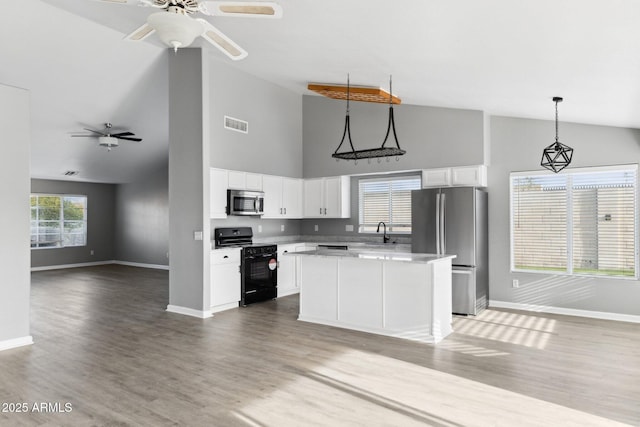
[4,0,640,183]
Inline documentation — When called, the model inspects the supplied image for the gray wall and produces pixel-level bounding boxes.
[303,95,486,178]
[31,179,116,268]
[489,115,640,316]
[208,57,302,178]
[115,164,169,266]
[0,84,31,344]
[168,48,210,312]
[207,56,304,240]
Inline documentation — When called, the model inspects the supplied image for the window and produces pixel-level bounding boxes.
[359,175,421,233]
[510,165,637,278]
[30,194,87,248]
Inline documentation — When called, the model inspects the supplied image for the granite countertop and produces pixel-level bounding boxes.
[286,248,456,264]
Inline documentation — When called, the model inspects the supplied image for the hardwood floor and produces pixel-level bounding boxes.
[1,265,638,426]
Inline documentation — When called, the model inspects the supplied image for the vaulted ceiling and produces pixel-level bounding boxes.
[3,0,640,183]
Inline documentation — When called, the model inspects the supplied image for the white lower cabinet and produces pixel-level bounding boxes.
[277,244,297,297]
[210,248,241,313]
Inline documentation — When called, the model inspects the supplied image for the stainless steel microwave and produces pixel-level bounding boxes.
[227,189,264,216]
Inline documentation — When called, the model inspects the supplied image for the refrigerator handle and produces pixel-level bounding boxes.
[435,193,441,255]
[441,193,446,254]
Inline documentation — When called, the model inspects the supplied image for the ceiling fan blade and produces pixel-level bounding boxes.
[200,1,283,18]
[70,134,95,138]
[115,136,143,142]
[110,131,135,137]
[124,22,156,42]
[197,19,248,61]
[83,128,107,136]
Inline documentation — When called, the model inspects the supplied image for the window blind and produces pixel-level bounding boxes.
[511,166,637,278]
[359,176,421,233]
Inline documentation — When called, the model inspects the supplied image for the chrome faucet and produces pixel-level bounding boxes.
[376,221,390,243]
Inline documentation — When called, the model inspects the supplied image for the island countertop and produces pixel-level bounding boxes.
[286,248,456,264]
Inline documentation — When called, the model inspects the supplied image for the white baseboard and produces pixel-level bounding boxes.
[114,261,170,271]
[166,305,213,319]
[31,260,169,272]
[0,335,34,352]
[31,261,115,271]
[490,300,640,324]
[277,288,300,298]
[211,301,239,313]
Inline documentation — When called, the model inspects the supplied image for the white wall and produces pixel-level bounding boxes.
[0,84,32,349]
[489,115,640,317]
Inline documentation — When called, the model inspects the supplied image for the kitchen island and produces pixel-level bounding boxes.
[286,249,456,343]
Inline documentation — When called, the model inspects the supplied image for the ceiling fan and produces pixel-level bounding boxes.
[71,123,142,151]
[99,0,283,60]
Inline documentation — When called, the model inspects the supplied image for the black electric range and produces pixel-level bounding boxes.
[214,227,277,306]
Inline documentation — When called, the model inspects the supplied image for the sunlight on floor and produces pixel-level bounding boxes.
[233,349,625,427]
[435,339,510,357]
[453,310,557,350]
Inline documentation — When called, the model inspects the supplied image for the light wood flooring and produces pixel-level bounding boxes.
[1,265,639,426]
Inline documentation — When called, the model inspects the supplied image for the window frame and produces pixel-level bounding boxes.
[30,193,88,250]
[509,164,638,280]
[357,174,421,235]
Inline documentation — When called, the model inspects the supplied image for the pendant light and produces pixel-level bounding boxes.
[541,96,573,173]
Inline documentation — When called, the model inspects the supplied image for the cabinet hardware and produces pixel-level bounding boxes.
[223,255,228,259]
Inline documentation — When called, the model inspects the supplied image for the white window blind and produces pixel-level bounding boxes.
[31,194,88,248]
[359,176,421,233]
[511,166,637,278]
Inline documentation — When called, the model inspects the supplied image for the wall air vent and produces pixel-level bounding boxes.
[224,115,248,134]
[64,171,80,177]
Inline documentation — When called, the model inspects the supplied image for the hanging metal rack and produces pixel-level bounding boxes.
[332,75,406,161]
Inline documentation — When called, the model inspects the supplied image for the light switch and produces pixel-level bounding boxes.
[194,231,203,241]
[345,225,354,232]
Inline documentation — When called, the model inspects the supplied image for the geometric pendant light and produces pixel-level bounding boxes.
[541,96,573,173]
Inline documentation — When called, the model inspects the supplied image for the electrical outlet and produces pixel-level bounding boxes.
[512,279,519,288]
[345,224,354,232]
[314,224,319,232]
[281,224,285,232]
[90,250,94,256]
[258,225,262,233]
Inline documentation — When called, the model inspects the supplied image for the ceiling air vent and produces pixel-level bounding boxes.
[64,170,80,177]
[224,115,248,134]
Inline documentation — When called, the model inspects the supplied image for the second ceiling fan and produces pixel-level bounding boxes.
[101,0,283,60]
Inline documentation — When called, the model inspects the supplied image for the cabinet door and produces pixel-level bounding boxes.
[451,165,487,187]
[227,170,246,189]
[210,168,228,218]
[277,245,297,296]
[262,175,283,218]
[303,178,324,218]
[282,178,303,218]
[211,263,241,307]
[245,173,263,191]
[324,176,350,218]
[422,168,451,188]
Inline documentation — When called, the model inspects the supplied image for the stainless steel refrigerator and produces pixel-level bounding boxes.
[411,187,488,315]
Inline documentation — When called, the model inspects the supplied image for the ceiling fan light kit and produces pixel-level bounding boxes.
[541,96,574,173]
[147,10,204,52]
[331,75,406,163]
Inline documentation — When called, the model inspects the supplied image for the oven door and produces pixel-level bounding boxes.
[241,252,277,305]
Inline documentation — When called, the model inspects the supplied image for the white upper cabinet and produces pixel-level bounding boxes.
[261,175,303,219]
[422,168,451,187]
[303,176,350,218]
[210,168,228,219]
[228,170,263,191]
[282,177,303,218]
[451,165,487,187]
[422,165,487,188]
